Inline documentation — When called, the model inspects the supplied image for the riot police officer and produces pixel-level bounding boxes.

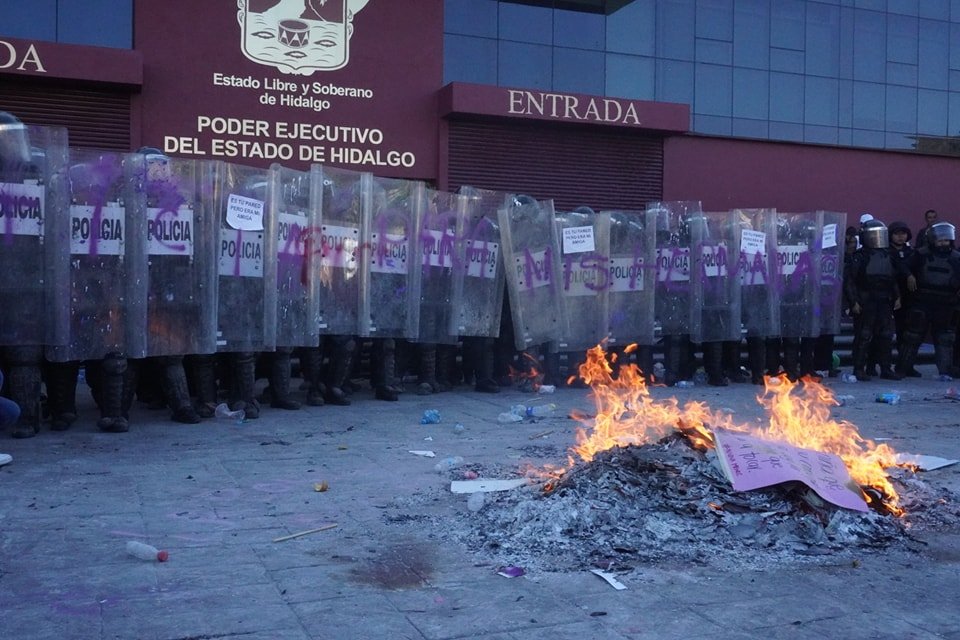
[844,220,902,380]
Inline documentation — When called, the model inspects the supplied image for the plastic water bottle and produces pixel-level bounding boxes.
[497,412,524,423]
[840,373,858,383]
[420,409,441,424]
[675,380,695,389]
[434,456,464,472]
[126,540,169,562]
[537,385,556,394]
[511,403,557,418]
[835,394,855,406]
[215,403,245,424]
[832,353,841,371]
[875,392,901,405]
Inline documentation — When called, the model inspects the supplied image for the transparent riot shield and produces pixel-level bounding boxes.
[129,154,219,357]
[652,201,697,338]
[413,188,459,345]
[46,149,148,362]
[817,211,847,337]
[690,210,741,343]
[316,165,363,335]
[215,162,277,352]
[605,209,656,347]
[498,195,565,351]
[734,208,780,338]
[777,212,822,338]
[452,186,505,338]
[270,163,321,348]
[360,175,421,339]
[0,123,70,347]
[554,207,610,352]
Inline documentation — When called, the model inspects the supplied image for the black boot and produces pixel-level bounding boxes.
[299,346,325,406]
[6,346,43,438]
[436,344,455,391]
[161,357,201,424]
[782,338,800,381]
[187,354,218,418]
[97,354,129,433]
[325,337,355,405]
[722,340,747,383]
[231,352,260,419]
[46,360,79,431]
[764,338,781,378]
[747,337,766,385]
[268,349,300,410]
[703,342,728,386]
[417,343,438,395]
[472,338,499,393]
[663,335,686,386]
[374,339,399,402]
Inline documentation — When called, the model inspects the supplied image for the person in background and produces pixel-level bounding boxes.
[888,221,920,377]
[915,209,938,249]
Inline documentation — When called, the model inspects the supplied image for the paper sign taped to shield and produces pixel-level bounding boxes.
[713,428,869,512]
[563,225,595,254]
[226,193,265,231]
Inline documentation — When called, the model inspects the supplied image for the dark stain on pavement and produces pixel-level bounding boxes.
[349,544,432,590]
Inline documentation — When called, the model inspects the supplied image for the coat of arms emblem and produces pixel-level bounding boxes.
[237,0,370,75]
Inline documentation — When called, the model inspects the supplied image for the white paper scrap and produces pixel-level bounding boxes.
[894,453,959,471]
[449,479,526,494]
[590,569,627,590]
[409,450,436,458]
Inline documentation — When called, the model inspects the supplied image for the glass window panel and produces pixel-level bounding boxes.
[886,85,917,132]
[852,81,885,129]
[954,0,960,21]
[555,8,604,50]
[554,48,605,94]
[919,20,948,89]
[952,24,960,70]
[854,0,885,10]
[917,89,948,135]
[839,79,854,127]
[850,128,885,148]
[696,38,732,64]
[732,117,769,138]
[499,41,552,89]
[770,0,805,50]
[770,47,805,73]
[805,76,839,126]
[839,7,855,79]
[770,72,804,122]
[694,114,732,134]
[445,0,498,38]
[694,63,732,115]
[733,68,769,119]
[657,0,695,61]
[696,0,733,40]
[804,124,839,144]
[853,9,886,82]
[607,0,655,56]
[606,54,656,100]
[887,0,918,16]
[886,14,917,64]
[886,62,918,86]
[656,59,695,104]
[59,0,131,48]
[805,2,840,77]
[0,0,56,40]
[500,3,552,45]
[733,0,769,69]
[838,127,852,146]
[949,91,960,135]
[444,35,498,85]
[951,69,960,90]
[919,0,949,20]
[769,121,804,142]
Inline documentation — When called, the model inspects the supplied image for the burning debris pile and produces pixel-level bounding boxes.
[450,345,960,572]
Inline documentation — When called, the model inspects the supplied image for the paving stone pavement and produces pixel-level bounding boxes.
[1,365,958,640]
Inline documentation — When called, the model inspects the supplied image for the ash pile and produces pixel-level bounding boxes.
[454,436,960,572]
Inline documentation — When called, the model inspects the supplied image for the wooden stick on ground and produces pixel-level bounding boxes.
[272,523,338,542]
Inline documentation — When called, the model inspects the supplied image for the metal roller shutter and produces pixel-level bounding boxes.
[446,119,664,211]
[0,79,131,150]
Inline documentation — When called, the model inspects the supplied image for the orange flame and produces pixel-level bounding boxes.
[568,344,903,514]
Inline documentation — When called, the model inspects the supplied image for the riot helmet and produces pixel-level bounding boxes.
[137,146,172,183]
[0,111,31,171]
[859,220,889,249]
[928,222,956,254]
